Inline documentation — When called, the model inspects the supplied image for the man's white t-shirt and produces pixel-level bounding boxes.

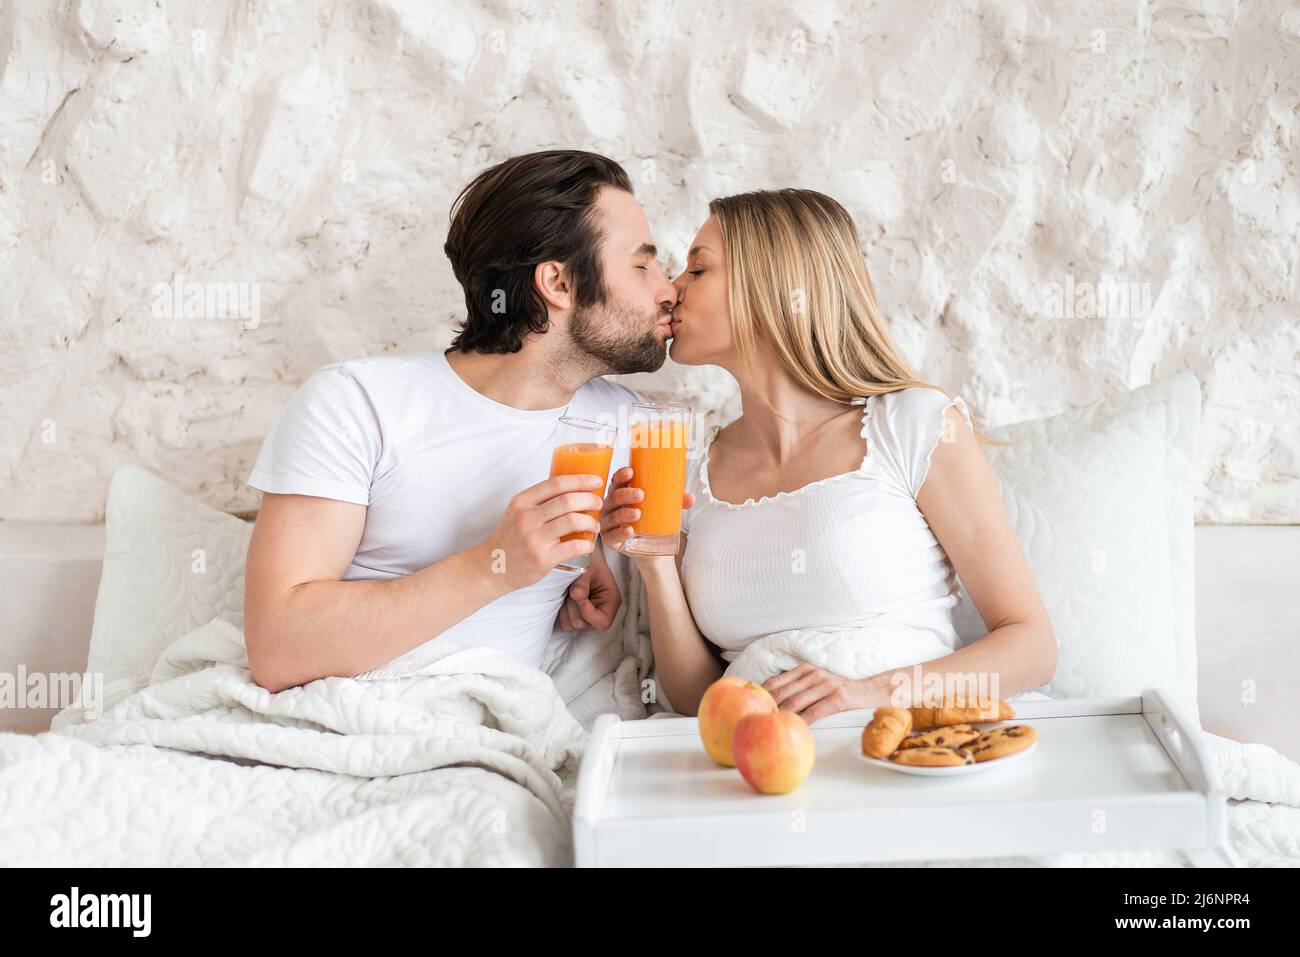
[247,350,639,671]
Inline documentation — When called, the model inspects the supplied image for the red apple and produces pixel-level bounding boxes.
[697,676,777,766]
[733,710,816,794]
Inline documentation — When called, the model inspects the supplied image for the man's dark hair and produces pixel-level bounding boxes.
[443,150,633,354]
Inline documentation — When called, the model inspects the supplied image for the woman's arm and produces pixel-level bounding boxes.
[855,623,1053,710]
[877,403,1058,704]
[600,465,717,714]
[634,542,724,716]
[772,404,1057,723]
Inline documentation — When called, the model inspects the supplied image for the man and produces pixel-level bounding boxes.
[243,150,684,691]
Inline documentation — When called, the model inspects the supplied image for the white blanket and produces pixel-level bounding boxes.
[719,626,1300,868]
[1,617,589,865]
[0,547,658,867]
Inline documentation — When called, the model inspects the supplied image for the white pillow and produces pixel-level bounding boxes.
[86,465,252,700]
[951,373,1201,724]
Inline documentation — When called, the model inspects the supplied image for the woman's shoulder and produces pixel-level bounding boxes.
[869,386,972,434]
[862,386,974,498]
[870,385,959,416]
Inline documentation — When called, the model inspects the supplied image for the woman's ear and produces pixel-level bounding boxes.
[534,260,573,312]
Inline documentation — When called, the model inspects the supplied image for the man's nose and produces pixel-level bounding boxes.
[657,267,679,309]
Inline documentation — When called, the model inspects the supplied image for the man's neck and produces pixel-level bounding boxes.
[444,345,600,411]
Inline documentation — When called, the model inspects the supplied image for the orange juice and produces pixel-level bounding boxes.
[549,442,614,543]
[629,421,689,536]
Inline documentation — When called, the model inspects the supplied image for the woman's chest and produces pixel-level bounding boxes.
[704,418,868,506]
[680,486,939,642]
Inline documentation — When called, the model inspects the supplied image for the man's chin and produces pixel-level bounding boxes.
[570,302,671,375]
[618,349,668,375]
[605,334,667,375]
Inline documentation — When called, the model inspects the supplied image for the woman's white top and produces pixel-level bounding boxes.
[680,387,976,668]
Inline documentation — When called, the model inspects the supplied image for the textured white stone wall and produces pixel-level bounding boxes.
[1,0,1297,523]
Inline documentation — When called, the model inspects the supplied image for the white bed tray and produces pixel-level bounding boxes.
[573,689,1232,867]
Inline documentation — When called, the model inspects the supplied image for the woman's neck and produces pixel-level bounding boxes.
[730,358,855,464]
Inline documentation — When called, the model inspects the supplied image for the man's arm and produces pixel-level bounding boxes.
[243,493,503,692]
[244,474,605,692]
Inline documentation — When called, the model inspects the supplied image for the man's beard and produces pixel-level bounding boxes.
[569,294,668,374]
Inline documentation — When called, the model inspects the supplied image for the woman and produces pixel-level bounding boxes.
[600,189,1058,722]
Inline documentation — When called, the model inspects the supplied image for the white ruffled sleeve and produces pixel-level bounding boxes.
[862,388,975,499]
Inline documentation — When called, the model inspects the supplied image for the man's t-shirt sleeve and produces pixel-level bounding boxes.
[247,365,381,506]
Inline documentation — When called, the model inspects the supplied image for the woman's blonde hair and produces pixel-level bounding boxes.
[708,188,1009,448]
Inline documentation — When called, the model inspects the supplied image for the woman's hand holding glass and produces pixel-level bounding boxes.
[600,466,695,559]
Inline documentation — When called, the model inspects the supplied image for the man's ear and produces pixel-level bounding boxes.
[535,261,573,312]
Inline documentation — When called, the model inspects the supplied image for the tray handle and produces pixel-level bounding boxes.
[1142,687,1229,859]
[572,713,621,867]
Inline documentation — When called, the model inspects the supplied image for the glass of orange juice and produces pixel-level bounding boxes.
[549,416,617,571]
[624,401,692,557]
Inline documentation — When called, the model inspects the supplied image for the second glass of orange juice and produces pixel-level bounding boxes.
[549,416,616,571]
[624,401,692,557]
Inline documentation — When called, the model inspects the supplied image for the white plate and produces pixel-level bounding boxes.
[857,740,1038,776]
